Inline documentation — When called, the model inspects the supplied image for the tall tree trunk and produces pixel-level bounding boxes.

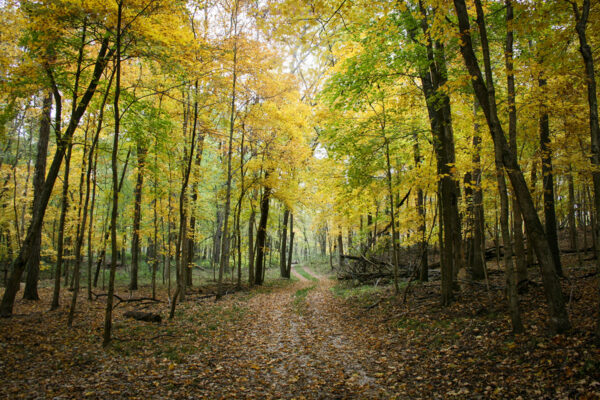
[280,208,289,278]
[468,98,486,281]
[0,34,112,317]
[50,144,72,311]
[248,207,255,286]
[474,1,523,332]
[504,0,528,285]
[454,0,570,333]
[287,213,294,277]
[68,119,96,327]
[569,0,600,338]
[129,145,147,291]
[414,135,428,282]
[87,149,97,301]
[568,169,578,252]
[385,139,400,295]
[103,1,122,346]
[337,230,343,270]
[170,84,198,317]
[410,3,461,305]
[187,131,205,289]
[254,182,271,285]
[217,0,240,299]
[23,94,51,300]
[539,76,562,277]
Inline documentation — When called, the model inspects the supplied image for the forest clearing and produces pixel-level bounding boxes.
[1,0,600,398]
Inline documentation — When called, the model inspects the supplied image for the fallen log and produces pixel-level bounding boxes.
[123,310,162,323]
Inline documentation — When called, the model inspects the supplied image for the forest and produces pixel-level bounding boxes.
[1,0,600,398]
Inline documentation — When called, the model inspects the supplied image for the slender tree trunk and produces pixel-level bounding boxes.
[254,183,271,285]
[170,84,198,316]
[23,94,51,300]
[280,208,289,278]
[287,213,294,277]
[87,149,97,301]
[469,98,486,280]
[248,208,255,286]
[385,140,400,295]
[481,96,524,333]
[568,169,578,252]
[68,119,95,327]
[569,0,600,338]
[539,76,562,276]
[129,145,147,291]
[0,35,111,317]
[103,2,122,346]
[414,135,428,282]
[217,1,240,299]
[505,0,528,285]
[50,144,72,310]
[454,0,570,332]
[337,230,343,270]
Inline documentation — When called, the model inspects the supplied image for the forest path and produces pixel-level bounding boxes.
[290,265,309,281]
[188,267,391,399]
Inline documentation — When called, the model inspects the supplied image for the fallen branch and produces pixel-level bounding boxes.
[123,310,162,323]
[363,298,382,310]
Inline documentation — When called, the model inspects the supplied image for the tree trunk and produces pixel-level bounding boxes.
[217,0,240,299]
[248,208,255,286]
[410,5,461,305]
[287,213,294,277]
[280,208,289,278]
[254,183,271,285]
[104,2,122,346]
[539,76,562,277]
[87,147,98,301]
[129,145,147,291]
[569,0,600,338]
[23,93,51,300]
[50,143,72,311]
[337,230,344,271]
[0,35,111,317]
[468,99,486,281]
[68,118,95,327]
[170,83,199,316]
[454,0,570,333]
[504,0,528,285]
[385,139,400,295]
[414,135,428,282]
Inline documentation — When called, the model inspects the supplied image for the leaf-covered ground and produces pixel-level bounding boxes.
[1,259,600,399]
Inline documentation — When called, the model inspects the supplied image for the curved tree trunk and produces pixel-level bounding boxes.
[454,0,570,333]
[23,94,51,300]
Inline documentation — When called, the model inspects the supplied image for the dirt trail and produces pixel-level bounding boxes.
[290,265,308,281]
[187,267,390,399]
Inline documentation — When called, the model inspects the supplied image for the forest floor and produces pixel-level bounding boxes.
[1,258,600,399]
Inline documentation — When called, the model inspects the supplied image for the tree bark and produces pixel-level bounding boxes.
[254,182,271,285]
[248,207,255,286]
[504,0,527,285]
[280,208,289,278]
[104,1,122,346]
[0,35,112,317]
[454,0,570,333]
[50,143,71,310]
[414,135,428,282]
[23,93,51,300]
[539,76,562,276]
[287,212,294,277]
[569,0,600,338]
[129,145,147,291]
